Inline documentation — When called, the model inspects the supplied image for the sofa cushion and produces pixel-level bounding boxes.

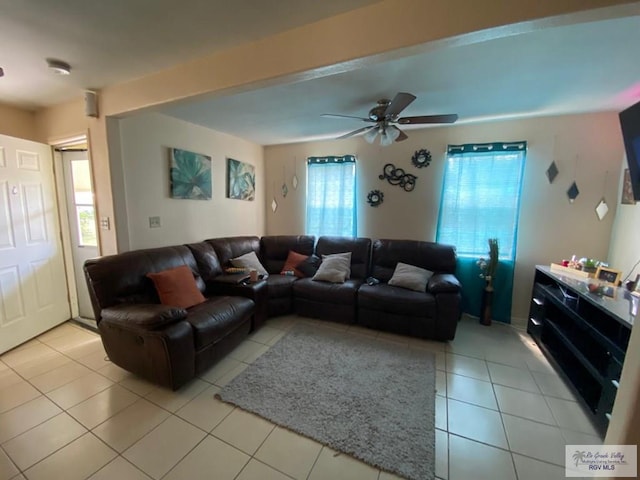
[186,242,223,281]
[147,265,206,309]
[230,251,268,276]
[266,274,298,298]
[296,254,321,278]
[260,235,315,274]
[313,252,351,283]
[388,262,434,292]
[281,250,308,278]
[371,239,457,282]
[316,236,371,280]
[186,296,254,350]
[84,245,204,316]
[293,278,362,305]
[207,236,261,267]
[358,283,436,317]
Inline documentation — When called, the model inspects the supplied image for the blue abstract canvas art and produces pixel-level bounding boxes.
[227,158,255,201]
[169,148,212,200]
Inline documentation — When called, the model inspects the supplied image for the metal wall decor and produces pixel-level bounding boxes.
[567,155,580,203]
[546,161,559,183]
[281,166,288,198]
[379,163,417,192]
[595,170,609,220]
[271,181,278,213]
[292,157,299,190]
[411,149,432,168]
[367,190,384,207]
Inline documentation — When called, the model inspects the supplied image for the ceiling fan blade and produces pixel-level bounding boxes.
[384,92,416,118]
[390,125,408,142]
[397,114,458,125]
[336,126,376,140]
[322,113,374,122]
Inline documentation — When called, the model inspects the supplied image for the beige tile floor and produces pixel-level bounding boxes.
[0,315,601,480]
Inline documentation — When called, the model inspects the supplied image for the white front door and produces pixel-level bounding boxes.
[0,134,71,354]
[61,150,98,320]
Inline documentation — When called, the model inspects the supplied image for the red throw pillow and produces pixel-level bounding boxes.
[147,265,206,309]
[281,250,309,278]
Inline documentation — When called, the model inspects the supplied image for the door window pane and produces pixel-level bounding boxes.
[76,206,97,247]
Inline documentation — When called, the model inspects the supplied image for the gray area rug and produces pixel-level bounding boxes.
[217,323,436,480]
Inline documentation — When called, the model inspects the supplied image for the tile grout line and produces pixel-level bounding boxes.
[3,317,599,480]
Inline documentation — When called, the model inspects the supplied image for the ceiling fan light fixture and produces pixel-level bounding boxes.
[46,58,71,75]
[364,127,379,144]
[380,129,393,146]
[388,126,401,142]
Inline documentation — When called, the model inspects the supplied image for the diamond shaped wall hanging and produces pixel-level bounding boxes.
[271,197,278,213]
[567,182,579,203]
[595,198,609,220]
[292,174,298,190]
[546,161,559,184]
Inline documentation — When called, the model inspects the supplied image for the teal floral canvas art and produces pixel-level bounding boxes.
[227,158,255,201]
[170,148,212,200]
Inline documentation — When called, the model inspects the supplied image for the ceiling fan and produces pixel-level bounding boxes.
[322,92,458,146]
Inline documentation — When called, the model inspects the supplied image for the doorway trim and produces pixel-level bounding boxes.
[51,133,100,323]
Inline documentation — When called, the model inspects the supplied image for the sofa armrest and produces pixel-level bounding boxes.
[209,273,251,285]
[428,273,461,293]
[98,313,195,390]
[101,304,187,330]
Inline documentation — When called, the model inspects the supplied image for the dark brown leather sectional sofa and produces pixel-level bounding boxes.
[84,235,461,390]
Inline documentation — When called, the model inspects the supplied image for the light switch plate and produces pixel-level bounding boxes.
[149,216,161,228]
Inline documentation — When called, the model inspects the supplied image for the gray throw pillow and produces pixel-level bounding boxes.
[312,252,352,283]
[230,251,268,276]
[388,262,433,292]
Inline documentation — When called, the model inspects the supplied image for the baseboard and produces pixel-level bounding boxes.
[70,317,98,333]
[510,315,528,331]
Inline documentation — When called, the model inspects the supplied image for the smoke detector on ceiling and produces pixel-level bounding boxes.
[46,58,71,75]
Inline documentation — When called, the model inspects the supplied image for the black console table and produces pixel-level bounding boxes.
[527,266,637,435]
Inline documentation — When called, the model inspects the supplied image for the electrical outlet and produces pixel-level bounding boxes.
[100,216,110,230]
[149,216,161,228]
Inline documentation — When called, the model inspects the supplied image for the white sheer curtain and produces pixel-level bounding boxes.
[306,156,356,237]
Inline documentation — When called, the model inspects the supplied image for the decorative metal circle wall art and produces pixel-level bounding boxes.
[411,149,432,168]
[379,163,417,192]
[367,190,384,207]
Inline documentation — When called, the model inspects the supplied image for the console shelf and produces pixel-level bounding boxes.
[527,266,637,435]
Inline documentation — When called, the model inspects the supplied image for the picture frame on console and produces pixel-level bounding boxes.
[595,266,622,286]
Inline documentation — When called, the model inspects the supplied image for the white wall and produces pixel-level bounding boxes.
[608,168,640,280]
[264,112,625,322]
[114,113,265,250]
[603,136,640,451]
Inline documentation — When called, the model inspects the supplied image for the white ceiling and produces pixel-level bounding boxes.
[0,0,380,108]
[160,14,640,145]
[1,1,639,146]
